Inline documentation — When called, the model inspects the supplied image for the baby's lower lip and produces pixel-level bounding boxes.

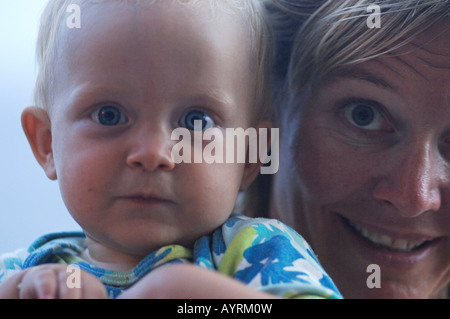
[122,196,168,205]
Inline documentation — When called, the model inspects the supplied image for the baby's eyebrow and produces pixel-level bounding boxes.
[65,83,131,104]
[191,90,236,109]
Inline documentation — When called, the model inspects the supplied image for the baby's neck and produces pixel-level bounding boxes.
[81,237,143,272]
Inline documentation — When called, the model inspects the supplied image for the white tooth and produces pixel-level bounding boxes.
[361,227,370,238]
[366,230,381,245]
[379,235,393,247]
[392,239,409,251]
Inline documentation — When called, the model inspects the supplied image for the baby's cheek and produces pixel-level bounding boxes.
[186,162,242,214]
[56,156,104,213]
[59,172,91,213]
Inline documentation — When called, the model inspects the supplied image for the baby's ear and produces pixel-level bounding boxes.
[21,107,57,180]
[239,120,273,192]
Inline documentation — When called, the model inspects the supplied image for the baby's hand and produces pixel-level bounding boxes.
[18,264,107,299]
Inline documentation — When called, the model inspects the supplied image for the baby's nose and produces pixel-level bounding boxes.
[126,128,175,172]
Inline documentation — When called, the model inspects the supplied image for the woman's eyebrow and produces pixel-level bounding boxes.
[326,67,397,91]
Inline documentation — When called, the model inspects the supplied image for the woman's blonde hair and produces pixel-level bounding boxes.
[270,0,449,106]
[34,0,274,120]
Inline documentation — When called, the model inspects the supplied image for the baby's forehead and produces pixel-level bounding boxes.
[53,2,257,93]
[57,0,253,53]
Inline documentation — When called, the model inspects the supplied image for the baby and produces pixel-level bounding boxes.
[0,0,341,299]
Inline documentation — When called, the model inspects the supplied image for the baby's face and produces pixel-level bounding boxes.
[48,2,259,257]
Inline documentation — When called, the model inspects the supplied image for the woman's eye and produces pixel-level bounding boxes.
[91,106,128,126]
[179,110,215,131]
[343,102,388,131]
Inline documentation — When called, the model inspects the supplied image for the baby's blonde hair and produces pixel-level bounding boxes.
[34,0,274,120]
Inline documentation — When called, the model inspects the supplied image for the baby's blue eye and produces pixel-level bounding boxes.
[92,106,128,126]
[179,110,215,131]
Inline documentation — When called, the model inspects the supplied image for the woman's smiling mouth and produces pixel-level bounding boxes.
[346,219,431,252]
[337,214,444,268]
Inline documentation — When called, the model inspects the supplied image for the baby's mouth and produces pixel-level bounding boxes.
[345,219,431,253]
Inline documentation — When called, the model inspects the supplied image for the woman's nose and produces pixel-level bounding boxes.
[372,141,443,217]
[126,127,176,172]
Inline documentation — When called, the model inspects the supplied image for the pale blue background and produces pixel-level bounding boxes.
[0,0,81,255]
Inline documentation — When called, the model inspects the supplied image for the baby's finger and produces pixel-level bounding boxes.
[35,268,59,299]
[20,267,58,299]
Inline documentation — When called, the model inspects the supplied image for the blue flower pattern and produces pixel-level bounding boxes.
[236,235,310,285]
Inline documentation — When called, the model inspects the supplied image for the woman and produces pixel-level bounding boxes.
[258,0,450,298]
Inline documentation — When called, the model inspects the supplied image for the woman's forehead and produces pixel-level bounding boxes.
[405,24,450,69]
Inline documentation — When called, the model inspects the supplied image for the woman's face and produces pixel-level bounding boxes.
[271,26,450,298]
